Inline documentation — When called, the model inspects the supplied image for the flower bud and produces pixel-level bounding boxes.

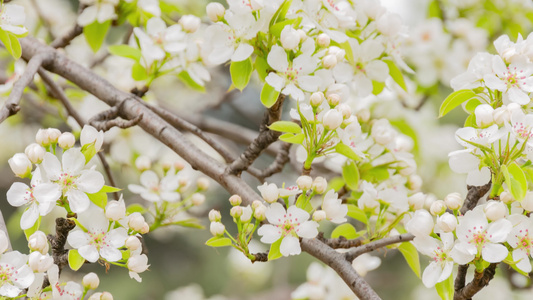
[310,92,324,107]
[89,292,113,300]
[297,29,307,42]
[492,106,510,126]
[322,54,337,69]
[395,135,414,153]
[296,175,313,190]
[424,194,437,210]
[210,221,225,236]
[105,198,126,221]
[484,200,506,221]
[28,252,54,273]
[230,206,243,218]
[253,204,266,221]
[83,272,100,290]
[317,33,330,47]
[36,129,50,146]
[430,200,446,216]
[140,222,150,234]
[475,104,494,128]
[8,153,32,178]
[280,25,300,50]
[179,15,201,33]
[128,213,146,232]
[436,212,457,232]
[252,200,262,209]
[58,132,75,149]
[208,209,221,222]
[127,254,149,273]
[135,156,151,171]
[444,192,463,210]
[326,93,341,107]
[197,177,210,190]
[229,194,242,206]
[498,191,513,205]
[47,128,61,143]
[257,183,279,203]
[240,206,253,222]
[312,177,327,194]
[191,193,205,206]
[322,109,343,130]
[206,2,225,22]
[406,210,434,237]
[125,236,141,251]
[313,210,326,222]
[408,192,426,211]
[25,143,45,164]
[356,108,370,123]
[408,175,422,191]
[178,177,189,187]
[28,231,49,254]
[335,104,352,119]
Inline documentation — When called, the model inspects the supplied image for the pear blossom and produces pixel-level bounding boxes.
[265,45,320,101]
[257,182,279,203]
[405,209,434,237]
[48,264,83,300]
[412,233,455,288]
[321,190,347,223]
[41,148,105,213]
[77,0,119,26]
[352,253,381,277]
[134,17,186,66]
[127,253,150,282]
[506,215,533,273]
[483,55,533,105]
[451,207,512,264]
[0,231,8,254]
[80,125,105,152]
[67,206,128,263]
[257,203,319,256]
[0,251,34,297]
[128,170,181,202]
[0,4,28,36]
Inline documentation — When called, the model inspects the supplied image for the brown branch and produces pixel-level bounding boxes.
[48,218,76,273]
[0,209,12,251]
[460,181,492,215]
[454,264,498,300]
[258,142,291,180]
[317,232,364,249]
[455,265,469,292]
[252,252,268,262]
[88,106,143,132]
[0,53,51,123]
[226,95,286,176]
[50,5,85,48]
[345,233,414,262]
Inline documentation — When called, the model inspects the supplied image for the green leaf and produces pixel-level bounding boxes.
[279,133,305,144]
[7,33,21,59]
[464,114,476,127]
[132,62,148,81]
[502,162,527,201]
[127,204,146,214]
[269,0,293,27]
[0,29,13,58]
[362,165,390,183]
[372,80,385,95]
[342,160,360,191]
[398,242,421,279]
[230,58,253,91]
[270,18,297,37]
[108,45,142,61]
[464,98,482,114]
[346,204,368,224]
[80,143,97,165]
[260,83,280,108]
[83,20,111,52]
[435,274,454,300]
[331,223,357,239]
[427,0,442,18]
[384,59,407,92]
[335,142,361,161]
[101,185,122,193]
[23,216,41,239]
[269,121,302,134]
[177,71,206,92]
[255,56,269,81]
[205,236,233,247]
[267,238,283,261]
[87,190,108,209]
[339,40,354,65]
[68,249,85,271]
[439,89,477,118]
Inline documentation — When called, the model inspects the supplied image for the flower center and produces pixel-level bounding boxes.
[466,225,489,251]
[503,66,526,88]
[277,213,301,236]
[512,122,533,139]
[284,66,302,83]
[88,230,109,250]
[516,229,532,255]
[432,246,447,263]
[0,263,15,284]
[58,173,79,193]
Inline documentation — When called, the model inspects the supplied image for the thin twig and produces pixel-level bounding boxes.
[50,5,85,48]
[48,218,76,274]
[460,181,492,215]
[345,233,414,262]
[455,265,469,292]
[258,142,291,180]
[89,106,143,132]
[317,232,364,249]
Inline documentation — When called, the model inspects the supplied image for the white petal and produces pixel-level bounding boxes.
[107,228,128,248]
[42,152,62,180]
[62,149,85,175]
[20,205,39,230]
[296,221,319,238]
[67,230,89,248]
[507,87,530,105]
[231,43,254,61]
[100,246,122,262]
[77,170,105,193]
[450,243,475,264]
[265,73,285,92]
[366,60,389,81]
[128,184,147,194]
[298,76,321,92]
[267,45,289,72]
[486,219,512,243]
[265,203,286,225]
[78,244,99,263]
[421,262,441,288]
[257,224,282,244]
[481,243,508,263]
[6,182,30,207]
[280,236,301,256]
[282,83,305,101]
[140,170,159,189]
[77,6,98,26]
[33,183,61,204]
[483,74,506,91]
[66,189,91,213]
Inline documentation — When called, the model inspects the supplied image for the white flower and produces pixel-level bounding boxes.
[265,45,321,101]
[444,192,463,210]
[67,206,128,263]
[8,153,32,178]
[451,207,512,264]
[81,125,105,152]
[78,0,119,26]
[352,253,381,277]
[134,17,186,66]
[179,15,201,33]
[506,215,533,273]
[0,4,28,36]
[484,200,506,221]
[257,182,279,203]
[128,253,149,282]
[28,231,49,254]
[48,264,83,300]
[484,55,533,105]
[436,212,457,233]
[322,190,347,224]
[58,132,76,149]
[406,210,434,237]
[41,148,105,213]
[322,109,343,130]
[0,231,8,254]
[25,143,45,164]
[105,196,126,221]
[28,251,53,273]
[83,272,100,290]
[412,233,455,288]
[128,170,181,202]
[280,25,300,50]
[0,251,34,297]
[450,52,493,90]
[257,203,319,256]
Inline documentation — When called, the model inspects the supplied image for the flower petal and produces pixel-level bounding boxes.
[67,230,89,248]
[257,224,282,244]
[78,244,99,263]
[280,236,301,256]
[481,243,508,263]
[20,204,39,230]
[6,182,30,207]
[267,45,289,72]
[66,189,91,213]
[265,203,286,225]
[77,170,105,193]
[296,221,319,239]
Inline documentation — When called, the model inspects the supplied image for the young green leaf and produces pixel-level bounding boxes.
[108,45,142,61]
[502,162,527,201]
[126,204,146,214]
[269,121,302,134]
[398,242,421,279]
[435,274,454,300]
[261,83,281,108]
[132,62,148,81]
[267,238,283,261]
[346,204,368,224]
[439,89,476,118]
[342,160,360,191]
[230,58,253,91]
[87,190,108,209]
[177,71,206,92]
[255,56,269,81]
[205,236,233,247]
[68,249,85,271]
[8,33,21,59]
[84,20,111,53]
[331,223,357,239]
[335,142,361,161]
[23,216,41,239]
[279,133,305,144]
[384,59,407,92]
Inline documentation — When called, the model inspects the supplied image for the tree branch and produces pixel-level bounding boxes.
[454,264,498,300]
[345,233,414,262]
[50,5,85,48]
[258,142,291,180]
[454,265,468,292]
[88,106,143,132]
[460,181,492,215]
[48,217,76,274]
[317,232,364,249]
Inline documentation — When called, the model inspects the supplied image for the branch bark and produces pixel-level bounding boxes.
[454,264,498,300]
[345,233,415,262]
[460,181,492,215]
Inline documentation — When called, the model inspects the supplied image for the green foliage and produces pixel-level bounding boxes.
[230,58,253,91]
[384,59,407,92]
[335,142,361,161]
[279,133,305,144]
[0,28,26,59]
[346,204,368,224]
[260,83,280,108]
[23,216,41,239]
[331,223,357,239]
[342,160,360,191]
[108,45,142,61]
[502,162,527,201]
[269,121,302,134]
[435,274,454,300]
[439,90,477,118]
[68,249,85,271]
[83,21,111,53]
[267,238,283,261]
[398,242,421,279]
[205,236,233,247]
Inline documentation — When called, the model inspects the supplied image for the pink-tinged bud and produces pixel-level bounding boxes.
[408,192,426,211]
[444,192,463,210]
[252,200,262,209]
[326,93,341,107]
[8,153,32,178]
[313,210,326,222]
[135,156,151,171]
[28,251,54,273]
[253,204,266,221]
[206,2,225,22]
[47,128,61,143]
[83,272,100,290]
[406,209,434,237]
[484,201,506,221]
[499,191,514,204]
[128,213,146,232]
[257,183,279,203]
[58,132,75,149]
[125,236,141,251]
[89,292,113,300]
[408,175,422,191]
[312,177,327,194]
[335,104,352,119]
[230,206,243,218]
[36,129,50,146]
[28,231,49,254]
[322,54,337,69]
[208,209,222,222]
[197,177,210,190]
[317,33,330,47]
[210,221,225,236]
[127,254,149,273]
[436,212,457,232]
[140,222,150,234]
[191,193,205,206]
[322,109,343,130]
[430,200,446,216]
[178,177,189,187]
[280,25,300,50]
[25,143,45,164]
[174,161,185,171]
[475,104,494,128]
[229,194,242,206]
[179,15,201,33]
[356,108,370,123]
[105,198,126,221]
[310,91,324,107]
[296,175,313,190]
